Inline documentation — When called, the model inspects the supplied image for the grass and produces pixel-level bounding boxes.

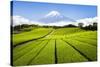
[12,27,97,66]
[13,40,43,61]
[63,38,97,61]
[29,40,55,65]
[13,28,53,46]
[13,40,49,66]
[56,39,88,63]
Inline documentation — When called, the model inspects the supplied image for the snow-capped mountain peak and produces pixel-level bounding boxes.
[38,10,76,23]
[45,11,61,17]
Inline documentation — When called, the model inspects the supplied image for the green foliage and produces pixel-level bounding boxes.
[13,28,53,46]
[56,40,88,63]
[29,40,55,65]
[63,39,97,61]
[12,27,97,66]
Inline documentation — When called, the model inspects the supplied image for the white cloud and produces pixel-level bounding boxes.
[44,21,74,26]
[30,21,75,26]
[76,17,97,26]
[12,15,74,26]
[12,15,97,27]
[12,15,31,26]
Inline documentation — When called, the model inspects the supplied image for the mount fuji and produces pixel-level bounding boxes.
[38,11,76,23]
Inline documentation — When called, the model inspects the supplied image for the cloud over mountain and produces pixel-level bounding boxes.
[12,11,97,26]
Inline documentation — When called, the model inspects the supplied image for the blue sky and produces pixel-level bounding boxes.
[11,1,97,21]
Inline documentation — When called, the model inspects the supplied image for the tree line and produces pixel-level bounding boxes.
[78,22,97,31]
[12,22,97,32]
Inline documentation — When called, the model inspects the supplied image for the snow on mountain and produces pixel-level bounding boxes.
[45,11,61,17]
[38,11,76,23]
